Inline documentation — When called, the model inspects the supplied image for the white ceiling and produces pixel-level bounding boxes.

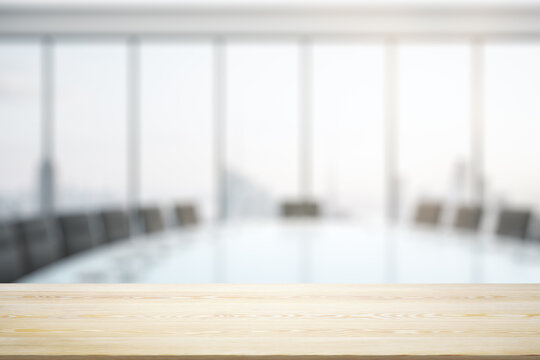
[1,0,540,7]
[2,0,540,37]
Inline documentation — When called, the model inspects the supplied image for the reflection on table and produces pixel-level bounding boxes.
[19,221,540,284]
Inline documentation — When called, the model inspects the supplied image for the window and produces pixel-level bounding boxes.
[0,42,41,219]
[225,42,300,218]
[484,43,540,212]
[140,42,215,219]
[55,42,127,211]
[397,43,471,221]
[312,42,385,222]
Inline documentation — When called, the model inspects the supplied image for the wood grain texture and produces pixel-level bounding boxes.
[1,284,540,359]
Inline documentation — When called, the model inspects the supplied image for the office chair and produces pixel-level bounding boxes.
[281,200,320,218]
[495,208,531,239]
[0,222,27,282]
[138,207,165,234]
[414,201,443,226]
[453,205,483,232]
[100,209,130,242]
[17,217,62,272]
[174,204,199,227]
[58,213,94,256]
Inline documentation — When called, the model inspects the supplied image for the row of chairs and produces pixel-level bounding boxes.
[415,201,533,239]
[0,204,198,283]
[277,199,532,242]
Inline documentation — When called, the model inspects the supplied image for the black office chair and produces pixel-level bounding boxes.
[17,218,62,272]
[414,201,442,226]
[138,207,165,234]
[100,209,130,242]
[174,204,199,227]
[453,205,483,232]
[495,208,531,240]
[281,200,320,218]
[58,214,94,256]
[88,212,108,247]
[0,222,27,282]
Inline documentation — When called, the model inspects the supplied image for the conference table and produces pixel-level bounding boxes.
[19,220,540,284]
[7,221,540,359]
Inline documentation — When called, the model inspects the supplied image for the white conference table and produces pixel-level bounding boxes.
[19,220,540,284]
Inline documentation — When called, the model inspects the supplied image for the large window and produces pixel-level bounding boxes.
[484,43,540,212]
[4,36,540,228]
[0,42,41,219]
[397,43,471,221]
[55,42,127,211]
[140,42,215,219]
[225,42,300,219]
[312,42,385,222]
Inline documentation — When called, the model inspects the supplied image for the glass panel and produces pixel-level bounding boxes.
[55,43,127,211]
[485,43,540,211]
[225,42,299,219]
[397,43,471,221]
[0,42,41,219]
[140,42,215,220]
[312,42,385,222]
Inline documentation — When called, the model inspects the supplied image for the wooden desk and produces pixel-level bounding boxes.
[1,284,539,359]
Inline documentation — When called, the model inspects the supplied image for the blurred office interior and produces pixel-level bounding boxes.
[1,0,540,283]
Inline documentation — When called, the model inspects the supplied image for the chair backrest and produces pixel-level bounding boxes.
[58,214,94,256]
[100,209,130,242]
[281,200,320,218]
[453,205,483,232]
[414,201,442,226]
[496,208,531,239]
[17,218,62,272]
[0,222,27,282]
[88,212,108,247]
[174,204,199,227]
[139,207,164,234]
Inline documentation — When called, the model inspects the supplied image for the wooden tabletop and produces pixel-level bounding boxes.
[1,284,540,359]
